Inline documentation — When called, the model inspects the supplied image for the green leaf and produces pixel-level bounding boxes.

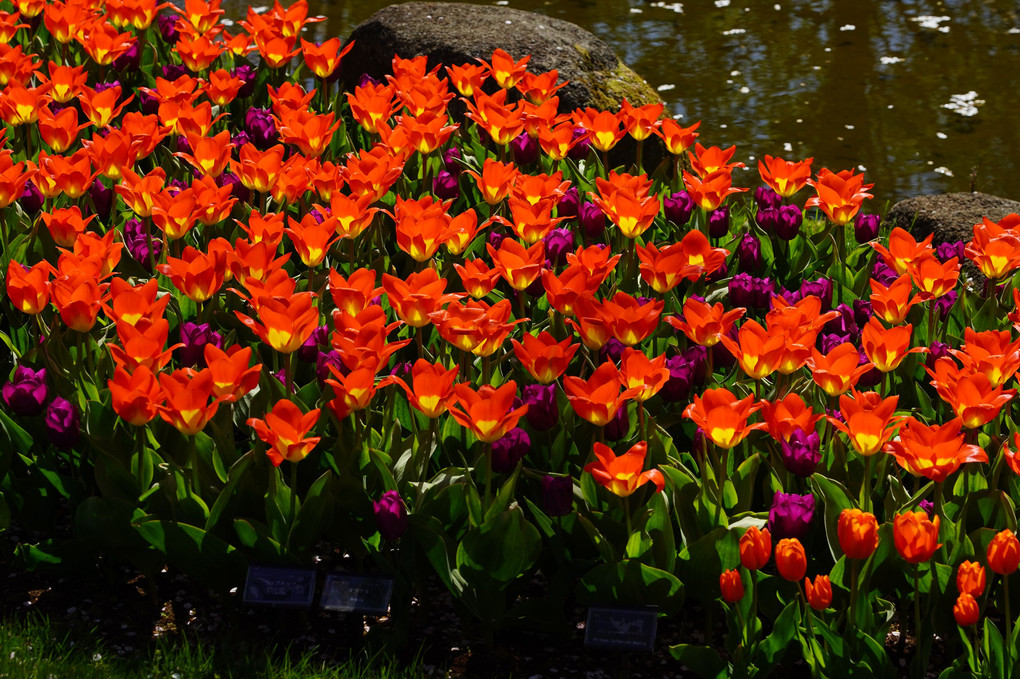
[761,600,800,665]
[577,559,685,615]
[810,473,855,562]
[205,452,253,535]
[667,644,728,679]
[134,519,247,592]
[288,470,334,555]
[676,527,739,604]
[0,409,33,454]
[455,507,541,584]
[983,617,1006,679]
[233,518,287,563]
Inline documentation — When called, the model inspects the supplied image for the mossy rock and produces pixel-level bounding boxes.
[340,2,662,114]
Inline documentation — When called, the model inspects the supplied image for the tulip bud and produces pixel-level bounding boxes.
[719,569,744,603]
[805,574,832,611]
[157,13,180,43]
[837,508,879,560]
[779,429,821,477]
[603,402,629,441]
[87,178,114,221]
[18,180,43,215]
[521,383,559,431]
[567,127,591,160]
[660,354,694,403]
[775,204,803,241]
[511,132,539,165]
[44,396,80,449]
[432,170,460,200]
[736,232,762,273]
[491,427,531,473]
[544,228,575,267]
[708,206,730,238]
[799,277,833,311]
[558,186,580,220]
[893,511,940,564]
[245,107,279,149]
[956,560,986,597]
[578,202,606,239]
[2,366,49,416]
[953,593,980,627]
[663,191,695,227]
[754,185,781,212]
[775,538,807,582]
[177,321,224,367]
[768,492,815,540]
[854,212,881,242]
[373,490,408,540]
[739,526,771,571]
[987,529,1020,575]
[936,240,965,263]
[232,64,257,99]
[443,146,463,176]
[540,475,573,517]
[113,41,141,72]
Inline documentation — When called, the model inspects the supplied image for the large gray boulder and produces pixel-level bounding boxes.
[887,192,1020,245]
[339,2,662,114]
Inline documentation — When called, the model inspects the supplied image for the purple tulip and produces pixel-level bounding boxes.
[2,366,49,416]
[298,325,329,363]
[599,338,626,365]
[357,73,382,88]
[708,206,730,238]
[373,490,408,540]
[45,396,80,449]
[86,178,113,221]
[768,491,815,540]
[113,42,141,72]
[512,132,539,165]
[567,127,591,160]
[936,241,965,263]
[492,427,531,473]
[736,232,762,273]
[852,299,872,328]
[245,107,278,149]
[604,403,630,441]
[232,64,257,99]
[854,213,881,242]
[432,170,460,200]
[936,290,958,320]
[161,63,190,80]
[177,322,224,367]
[664,191,694,227]
[754,185,781,212]
[123,217,162,269]
[660,354,695,403]
[799,277,833,310]
[755,206,779,234]
[540,476,574,517]
[919,499,935,520]
[522,383,559,431]
[925,341,952,371]
[780,429,821,477]
[728,273,776,309]
[18,180,43,214]
[443,146,463,176]
[316,350,346,383]
[544,228,574,267]
[775,204,803,241]
[487,230,506,251]
[217,170,251,204]
[558,186,580,220]
[157,13,181,43]
[871,259,898,286]
[579,202,606,239]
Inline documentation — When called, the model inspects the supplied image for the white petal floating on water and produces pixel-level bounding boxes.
[934,167,954,177]
[936,132,948,139]
[649,2,685,13]
[715,0,731,6]
[942,91,985,117]
[880,56,904,64]
[739,86,750,93]
[912,15,951,32]
[840,24,856,31]
[721,28,746,35]
[657,83,676,92]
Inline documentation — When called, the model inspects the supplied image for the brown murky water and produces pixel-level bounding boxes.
[225,0,1020,209]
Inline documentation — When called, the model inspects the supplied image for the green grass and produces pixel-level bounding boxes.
[0,616,430,679]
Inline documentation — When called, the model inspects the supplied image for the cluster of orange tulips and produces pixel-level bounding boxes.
[2,0,1020,674]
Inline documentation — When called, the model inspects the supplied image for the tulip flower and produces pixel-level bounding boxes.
[838,509,880,560]
[683,169,747,212]
[805,342,875,397]
[739,526,771,571]
[769,492,815,540]
[954,593,980,627]
[926,357,1016,429]
[719,569,745,603]
[956,561,986,596]
[987,529,1020,575]
[719,319,787,380]
[511,331,579,384]
[236,292,319,355]
[108,365,163,426]
[248,399,321,467]
[487,238,546,291]
[584,441,664,498]
[760,393,822,443]
[893,511,940,564]
[952,328,1020,389]
[382,359,459,419]
[563,361,636,427]
[870,227,934,276]
[908,254,960,300]
[758,155,813,198]
[157,369,221,436]
[886,416,988,483]
[448,381,528,444]
[619,349,671,403]
[828,388,904,457]
[682,387,766,450]
[775,538,807,581]
[805,168,874,226]
[666,297,745,347]
[805,575,832,611]
[5,259,53,315]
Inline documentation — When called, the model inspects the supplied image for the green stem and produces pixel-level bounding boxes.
[861,454,872,512]
[1005,575,1013,669]
[914,564,922,654]
[849,558,860,632]
[189,434,199,497]
[484,441,493,511]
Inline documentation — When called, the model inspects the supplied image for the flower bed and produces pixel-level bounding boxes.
[1,0,1019,676]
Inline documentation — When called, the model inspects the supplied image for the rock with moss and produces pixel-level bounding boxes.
[887,192,1020,246]
[339,2,662,114]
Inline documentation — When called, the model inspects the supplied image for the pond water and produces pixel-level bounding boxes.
[224,0,1020,209]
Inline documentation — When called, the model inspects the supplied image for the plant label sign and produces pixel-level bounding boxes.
[320,574,394,614]
[584,606,658,651]
[243,565,317,607]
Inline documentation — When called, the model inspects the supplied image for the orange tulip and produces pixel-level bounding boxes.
[805,574,832,610]
[760,393,822,443]
[107,364,162,426]
[487,238,545,291]
[635,242,704,293]
[926,357,1015,429]
[248,399,321,467]
[157,368,221,436]
[347,81,396,135]
[907,254,959,300]
[382,359,459,419]
[828,388,904,457]
[175,130,233,178]
[572,107,625,152]
[201,68,244,106]
[775,538,807,581]
[465,158,517,206]
[869,274,922,325]
[50,273,106,333]
[36,104,90,154]
[860,317,924,373]
[325,366,382,419]
[689,144,745,178]
[109,319,179,372]
[512,331,579,384]
[619,348,670,403]
[236,291,319,354]
[454,258,501,299]
[655,118,700,155]
[600,291,664,347]
[537,122,586,161]
[682,387,766,450]
[1005,433,1020,476]
[446,63,488,98]
[804,343,874,397]
[870,227,935,276]
[952,328,1020,389]
[447,381,528,444]
[445,209,489,256]
[5,259,53,315]
[837,509,879,560]
[392,195,452,263]
[563,361,635,427]
[157,245,227,303]
[584,441,665,497]
[739,525,772,571]
[957,560,986,596]
[79,22,136,66]
[300,36,353,80]
[285,213,340,268]
[205,344,261,402]
[719,319,787,380]
[758,155,813,198]
[893,511,940,564]
[277,108,340,158]
[0,153,32,208]
[954,593,980,627]
[588,177,659,240]
[666,297,745,347]
[103,278,168,328]
[39,61,87,104]
[464,88,524,146]
[805,168,874,226]
[683,169,747,212]
[619,99,663,141]
[517,69,565,104]
[430,298,520,357]
[986,529,1020,575]
[382,268,464,328]
[481,48,530,90]
[505,195,567,244]
[886,416,988,482]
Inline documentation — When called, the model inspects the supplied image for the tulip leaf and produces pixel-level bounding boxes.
[233,518,287,563]
[205,452,253,535]
[810,473,854,562]
[0,409,34,455]
[643,491,676,572]
[288,470,334,556]
[455,507,541,584]
[483,464,521,523]
[576,513,619,565]
[731,453,761,513]
[577,559,684,615]
[760,599,800,665]
[409,514,456,592]
[676,527,738,604]
[134,518,246,592]
[667,643,727,679]
[983,617,1007,679]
